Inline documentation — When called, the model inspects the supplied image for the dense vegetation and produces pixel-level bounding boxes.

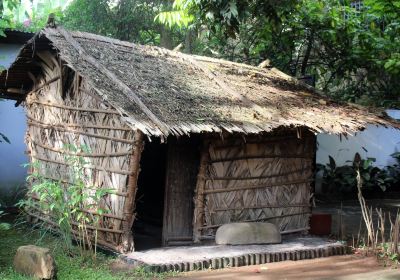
[1,0,399,107]
[0,223,172,279]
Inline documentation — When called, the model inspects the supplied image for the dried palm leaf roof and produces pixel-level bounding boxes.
[1,27,399,137]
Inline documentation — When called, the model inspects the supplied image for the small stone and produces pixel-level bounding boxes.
[13,245,56,279]
[215,222,281,245]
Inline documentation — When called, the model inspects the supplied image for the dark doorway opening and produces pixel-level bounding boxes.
[133,139,167,251]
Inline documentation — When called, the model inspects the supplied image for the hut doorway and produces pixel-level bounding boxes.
[133,136,201,250]
[134,139,168,250]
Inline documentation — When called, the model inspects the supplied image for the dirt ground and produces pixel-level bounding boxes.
[170,255,400,280]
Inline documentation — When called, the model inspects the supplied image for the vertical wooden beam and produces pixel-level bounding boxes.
[120,130,144,253]
[193,140,210,243]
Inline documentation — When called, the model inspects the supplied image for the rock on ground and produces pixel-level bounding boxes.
[215,222,281,245]
[13,245,56,279]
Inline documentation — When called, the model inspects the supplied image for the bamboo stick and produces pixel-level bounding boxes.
[27,175,128,197]
[28,121,135,144]
[29,76,60,94]
[28,195,126,220]
[121,130,144,252]
[209,154,314,163]
[30,154,133,176]
[205,166,311,181]
[213,203,310,212]
[199,211,311,229]
[27,115,132,131]
[31,139,133,157]
[212,135,313,150]
[28,100,120,114]
[203,179,313,195]
[193,141,210,243]
[27,209,124,234]
[26,212,121,251]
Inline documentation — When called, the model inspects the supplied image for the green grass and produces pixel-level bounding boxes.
[0,223,176,280]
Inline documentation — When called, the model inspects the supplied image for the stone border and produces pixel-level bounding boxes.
[120,244,347,272]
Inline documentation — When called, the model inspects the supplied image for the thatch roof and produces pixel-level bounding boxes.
[1,27,399,137]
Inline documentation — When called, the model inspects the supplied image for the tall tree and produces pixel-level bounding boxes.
[157,0,400,107]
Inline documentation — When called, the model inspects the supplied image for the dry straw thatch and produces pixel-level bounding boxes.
[1,27,399,138]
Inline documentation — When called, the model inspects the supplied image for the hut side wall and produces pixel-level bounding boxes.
[193,130,315,241]
[25,51,140,252]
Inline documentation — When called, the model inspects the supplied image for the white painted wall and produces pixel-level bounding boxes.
[316,110,400,168]
[0,100,27,189]
[0,43,22,69]
[0,43,27,195]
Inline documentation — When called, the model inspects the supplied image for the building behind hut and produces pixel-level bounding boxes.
[0,26,398,253]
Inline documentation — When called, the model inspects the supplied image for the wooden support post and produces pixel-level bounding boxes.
[120,130,144,252]
[193,141,210,243]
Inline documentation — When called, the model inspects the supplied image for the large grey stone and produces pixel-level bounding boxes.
[215,222,281,245]
[13,245,56,279]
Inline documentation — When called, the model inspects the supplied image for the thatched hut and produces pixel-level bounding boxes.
[1,26,398,253]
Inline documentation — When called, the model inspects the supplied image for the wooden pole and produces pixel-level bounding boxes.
[192,140,210,243]
[120,130,144,252]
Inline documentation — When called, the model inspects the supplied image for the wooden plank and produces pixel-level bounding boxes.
[192,141,210,243]
[56,26,170,136]
[162,137,200,246]
[121,130,144,252]
[203,179,313,195]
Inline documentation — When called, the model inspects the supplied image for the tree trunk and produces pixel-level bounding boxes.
[301,29,314,76]
[160,26,173,49]
[184,29,195,54]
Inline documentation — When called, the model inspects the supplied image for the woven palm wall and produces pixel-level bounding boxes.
[25,51,141,252]
[194,131,316,240]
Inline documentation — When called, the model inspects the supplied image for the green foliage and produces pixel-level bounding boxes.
[159,0,400,107]
[317,154,396,196]
[0,0,68,33]
[0,210,11,231]
[62,0,185,47]
[155,0,195,29]
[0,0,21,36]
[0,226,174,280]
[18,144,114,259]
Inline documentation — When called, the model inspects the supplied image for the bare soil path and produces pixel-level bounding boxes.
[170,255,400,280]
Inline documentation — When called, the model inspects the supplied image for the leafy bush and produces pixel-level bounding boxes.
[18,145,114,259]
[317,154,396,196]
[0,211,11,231]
